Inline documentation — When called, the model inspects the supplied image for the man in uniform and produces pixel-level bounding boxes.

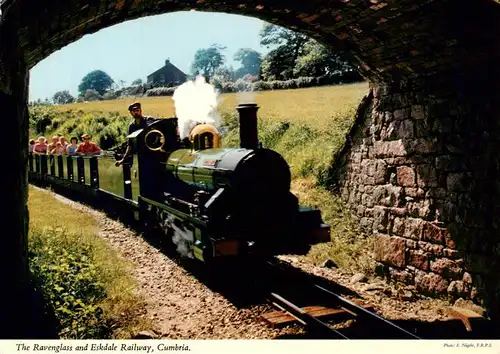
[115,102,155,166]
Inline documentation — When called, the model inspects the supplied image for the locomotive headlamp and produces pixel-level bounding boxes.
[144,129,166,151]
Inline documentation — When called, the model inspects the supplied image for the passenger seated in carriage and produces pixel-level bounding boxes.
[76,134,101,155]
[33,136,48,154]
[50,141,66,155]
[29,139,35,153]
[59,136,69,150]
[66,137,79,155]
[47,135,59,153]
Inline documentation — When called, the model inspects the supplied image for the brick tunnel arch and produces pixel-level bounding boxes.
[2,0,500,337]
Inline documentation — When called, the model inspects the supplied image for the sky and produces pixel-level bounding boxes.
[28,11,270,102]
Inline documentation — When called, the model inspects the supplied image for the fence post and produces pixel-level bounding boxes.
[57,155,64,178]
[49,155,55,175]
[123,163,133,199]
[89,157,99,189]
[28,153,33,172]
[40,155,48,176]
[67,156,74,181]
[77,157,85,184]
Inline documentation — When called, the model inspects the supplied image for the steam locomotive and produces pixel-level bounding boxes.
[27,103,331,263]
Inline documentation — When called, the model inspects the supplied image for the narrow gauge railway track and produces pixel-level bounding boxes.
[253,259,421,339]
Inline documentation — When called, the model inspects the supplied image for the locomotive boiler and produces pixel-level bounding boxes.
[127,103,331,263]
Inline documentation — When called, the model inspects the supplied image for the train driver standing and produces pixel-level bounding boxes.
[115,102,155,167]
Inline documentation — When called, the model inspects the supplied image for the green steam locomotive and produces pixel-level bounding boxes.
[128,103,330,262]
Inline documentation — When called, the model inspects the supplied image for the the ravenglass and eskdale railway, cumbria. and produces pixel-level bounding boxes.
[27,92,495,340]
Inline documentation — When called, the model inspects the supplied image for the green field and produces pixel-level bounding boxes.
[30,82,375,272]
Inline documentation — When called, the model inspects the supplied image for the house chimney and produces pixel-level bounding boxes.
[236,103,259,149]
[165,58,170,66]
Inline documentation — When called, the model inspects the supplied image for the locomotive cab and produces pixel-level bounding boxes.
[128,117,194,201]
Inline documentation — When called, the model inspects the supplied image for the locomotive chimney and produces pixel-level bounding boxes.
[236,103,259,149]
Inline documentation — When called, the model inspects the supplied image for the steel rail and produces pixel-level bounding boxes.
[314,284,421,339]
[263,259,421,339]
[269,293,349,339]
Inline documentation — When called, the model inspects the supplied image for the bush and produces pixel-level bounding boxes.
[144,86,177,97]
[28,187,151,338]
[28,106,130,150]
[29,227,109,338]
[141,74,365,97]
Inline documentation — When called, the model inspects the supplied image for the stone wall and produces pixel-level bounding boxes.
[331,76,500,319]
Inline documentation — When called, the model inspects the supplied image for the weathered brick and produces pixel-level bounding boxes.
[392,217,405,235]
[447,280,469,297]
[396,166,416,186]
[404,187,425,198]
[407,250,429,271]
[374,235,406,268]
[422,222,446,244]
[383,119,414,140]
[413,138,438,155]
[430,258,463,278]
[389,268,414,284]
[416,164,438,187]
[418,241,444,256]
[373,206,389,232]
[463,272,472,284]
[406,239,418,249]
[407,199,433,219]
[374,160,388,184]
[443,248,462,258]
[389,207,407,216]
[393,108,411,120]
[403,218,424,239]
[415,270,449,294]
[373,140,408,157]
[411,105,425,120]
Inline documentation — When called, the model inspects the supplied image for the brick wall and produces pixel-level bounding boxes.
[331,76,500,318]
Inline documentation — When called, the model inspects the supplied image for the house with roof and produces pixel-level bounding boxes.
[146,59,187,86]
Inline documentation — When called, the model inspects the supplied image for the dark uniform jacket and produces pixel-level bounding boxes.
[125,116,155,164]
[128,116,155,135]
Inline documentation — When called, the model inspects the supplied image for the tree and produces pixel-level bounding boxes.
[260,46,296,81]
[234,48,262,78]
[293,39,356,77]
[259,24,308,80]
[52,90,74,105]
[190,44,227,80]
[212,66,235,82]
[81,89,101,101]
[131,78,143,86]
[78,70,114,95]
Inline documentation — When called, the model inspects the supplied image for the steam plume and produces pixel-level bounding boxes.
[237,91,256,105]
[172,75,221,139]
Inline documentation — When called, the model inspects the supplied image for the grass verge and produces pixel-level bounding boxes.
[28,186,152,338]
